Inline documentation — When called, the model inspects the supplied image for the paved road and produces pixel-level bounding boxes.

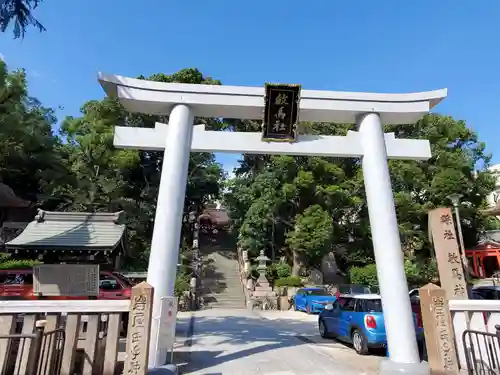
[174,309,381,375]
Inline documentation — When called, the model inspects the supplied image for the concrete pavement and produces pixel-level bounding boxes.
[174,309,381,375]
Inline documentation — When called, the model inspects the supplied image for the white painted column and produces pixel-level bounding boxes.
[147,104,194,367]
[358,113,425,373]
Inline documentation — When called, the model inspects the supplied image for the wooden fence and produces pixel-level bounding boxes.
[0,300,129,375]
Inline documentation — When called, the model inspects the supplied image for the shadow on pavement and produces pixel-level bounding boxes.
[177,314,342,374]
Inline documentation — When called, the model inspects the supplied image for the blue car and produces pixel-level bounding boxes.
[294,287,337,314]
[318,294,424,355]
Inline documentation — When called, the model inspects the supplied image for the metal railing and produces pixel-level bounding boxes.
[463,324,500,375]
[0,320,65,375]
[37,327,65,375]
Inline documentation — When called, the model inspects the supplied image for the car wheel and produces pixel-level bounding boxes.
[306,304,311,314]
[352,329,369,355]
[319,319,329,338]
[293,301,298,311]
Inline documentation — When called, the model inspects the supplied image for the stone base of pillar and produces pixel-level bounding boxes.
[379,359,429,375]
[147,364,178,374]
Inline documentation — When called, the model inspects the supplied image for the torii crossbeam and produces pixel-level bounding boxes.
[114,122,431,160]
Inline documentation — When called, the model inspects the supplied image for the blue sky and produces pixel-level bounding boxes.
[2,0,500,174]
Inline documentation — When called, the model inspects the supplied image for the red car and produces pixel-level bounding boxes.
[0,269,132,300]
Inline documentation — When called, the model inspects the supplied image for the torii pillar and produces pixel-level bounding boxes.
[99,72,446,374]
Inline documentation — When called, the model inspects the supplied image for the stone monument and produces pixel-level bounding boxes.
[250,250,277,310]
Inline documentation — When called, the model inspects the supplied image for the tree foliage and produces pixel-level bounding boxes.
[0,63,224,273]
[0,0,45,38]
[225,115,496,281]
[0,58,496,287]
[0,60,64,203]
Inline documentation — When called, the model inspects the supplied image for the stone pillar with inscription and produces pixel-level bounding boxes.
[429,208,468,300]
[124,282,154,375]
[419,283,459,374]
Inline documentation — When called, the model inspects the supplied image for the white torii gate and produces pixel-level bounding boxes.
[98,72,446,374]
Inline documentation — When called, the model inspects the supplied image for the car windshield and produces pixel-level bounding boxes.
[307,289,328,296]
[363,299,383,312]
[351,285,371,294]
[112,272,134,287]
[340,284,371,294]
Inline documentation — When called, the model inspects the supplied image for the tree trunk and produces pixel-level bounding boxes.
[292,250,304,277]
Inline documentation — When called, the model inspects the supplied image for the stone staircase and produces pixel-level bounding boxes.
[200,234,246,309]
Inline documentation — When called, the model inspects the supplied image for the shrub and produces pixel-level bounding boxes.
[348,264,378,288]
[174,273,191,297]
[349,260,438,290]
[261,262,292,280]
[275,276,303,287]
[275,262,292,278]
[0,259,42,270]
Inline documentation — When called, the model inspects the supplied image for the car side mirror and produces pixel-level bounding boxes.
[325,304,334,311]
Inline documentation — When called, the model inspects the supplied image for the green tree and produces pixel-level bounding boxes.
[227,122,364,274]
[225,114,495,282]
[387,114,496,261]
[1,0,45,38]
[58,98,139,211]
[57,68,225,270]
[286,205,333,276]
[0,60,65,204]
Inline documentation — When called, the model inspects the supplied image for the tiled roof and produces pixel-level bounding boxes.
[482,230,500,244]
[199,208,231,225]
[6,210,126,250]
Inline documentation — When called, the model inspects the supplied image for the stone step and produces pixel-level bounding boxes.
[202,289,244,294]
[202,275,241,280]
[211,302,246,306]
[203,294,245,300]
[201,294,244,299]
[202,280,240,284]
[201,283,242,287]
[207,299,245,304]
[203,275,240,279]
[202,279,242,284]
[200,287,243,291]
[203,274,240,278]
[201,291,244,296]
[209,297,245,302]
[200,284,243,289]
[201,290,242,295]
[204,305,246,310]
[204,294,245,300]
[202,297,245,303]
[210,294,245,298]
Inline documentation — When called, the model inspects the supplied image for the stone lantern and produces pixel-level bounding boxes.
[255,250,270,288]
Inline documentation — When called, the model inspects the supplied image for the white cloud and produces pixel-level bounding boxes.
[0,53,5,62]
[225,168,236,180]
[222,162,237,180]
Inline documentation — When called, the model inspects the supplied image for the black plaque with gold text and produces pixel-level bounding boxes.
[262,83,301,142]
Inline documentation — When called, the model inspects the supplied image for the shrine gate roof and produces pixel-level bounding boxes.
[5,209,126,251]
